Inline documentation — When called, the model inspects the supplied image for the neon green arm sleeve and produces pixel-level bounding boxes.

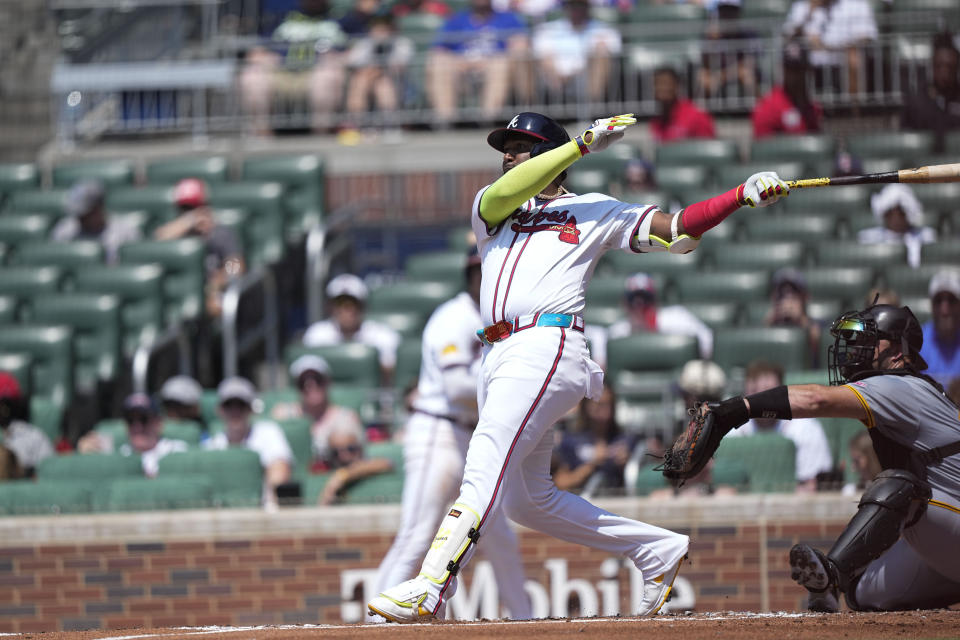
[478,140,584,225]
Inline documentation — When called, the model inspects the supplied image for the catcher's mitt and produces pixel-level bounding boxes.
[657,397,749,483]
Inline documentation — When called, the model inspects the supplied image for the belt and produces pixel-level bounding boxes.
[414,409,473,430]
[476,313,584,346]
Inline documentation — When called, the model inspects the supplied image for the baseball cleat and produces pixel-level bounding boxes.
[790,544,840,612]
[638,554,687,616]
[366,577,436,624]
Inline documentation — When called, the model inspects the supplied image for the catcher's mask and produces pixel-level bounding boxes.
[827,304,928,385]
[487,112,571,158]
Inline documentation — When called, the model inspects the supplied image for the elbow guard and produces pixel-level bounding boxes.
[644,212,702,254]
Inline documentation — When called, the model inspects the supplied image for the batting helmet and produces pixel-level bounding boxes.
[827,304,928,385]
[487,112,571,158]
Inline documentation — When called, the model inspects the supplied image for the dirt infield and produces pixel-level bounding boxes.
[19,610,960,640]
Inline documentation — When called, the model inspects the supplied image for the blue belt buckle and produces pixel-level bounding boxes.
[537,313,572,328]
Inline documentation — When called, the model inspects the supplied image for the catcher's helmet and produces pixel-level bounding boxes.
[487,112,571,158]
[827,304,928,385]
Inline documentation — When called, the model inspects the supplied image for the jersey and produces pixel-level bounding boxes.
[412,291,483,426]
[471,188,658,326]
[119,438,189,477]
[844,374,960,500]
[203,420,294,468]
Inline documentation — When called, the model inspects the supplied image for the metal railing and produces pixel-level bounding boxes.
[131,323,193,393]
[221,266,279,385]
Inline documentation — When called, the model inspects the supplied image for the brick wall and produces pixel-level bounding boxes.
[0,495,857,633]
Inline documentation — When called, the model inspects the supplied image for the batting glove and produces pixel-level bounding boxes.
[742,171,789,208]
[576,114,637,155]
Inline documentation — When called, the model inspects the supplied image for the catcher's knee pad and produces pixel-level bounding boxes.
[419,503,481,585]
[827,469,931,592]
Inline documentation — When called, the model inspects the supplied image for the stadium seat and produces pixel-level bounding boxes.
[340,441,405,504]
[30,396,62,442]
[0,353,32,394]
[277,417,313,481]
[619,189,671,210]
[578,144,637,174]
[73,264,165,355]
[656,165,712,199]
[712,458,751,491]
[715,432,796,493]
[740,0,790,18]
[742,212,839,244]
[633,465,669,496]
[330,384,374,415]
[814,241,907,269]
[880,264,941,297]
[405,250,468,289]
[606,334,699,389]
[94,418,202,448]
[785,184,869,214]
[674,269,770,304]
[145,156,229,184]
[37,451,143,483]
[4,188,70,216]
[0,265,63,320]
[52,159,135,188]
[587,273,665,308]
[713,326,810,371]
[709,240,806,271]
[656,139,739,169]
[749,135,835,168]
[103,475,214,512]
[11,240,103,270]
[0,325,73,409]
[105,185,177,226]
[397,11,445,39]
[367,280,460,316]
[0,296,14,325]
[583,304,621,328]
[910,182,960,216]
[119,238,206,324]
[0,212,54,246]
[366,310,426,339]
[801,266,875,303]
[0,481,93,515]
[818,417,864,469]
[743,297,843,326]
[846,131,933,163]
[241,154,325,238]
[684,300,741,328]
[284,343,381,388]
[394,338,422,392]
[208,182,285,265]
[920,241,960,266]
[566,168,610,194]
[446,226,474,252]
[627,3,706,21]
[0,163,40,197]
[157,448,263,508]
[31,293,122,388]
[595,248,700,280]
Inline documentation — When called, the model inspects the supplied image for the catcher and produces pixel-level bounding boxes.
[660,303,960,612]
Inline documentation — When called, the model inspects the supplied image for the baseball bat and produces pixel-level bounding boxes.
[785,162,960,189]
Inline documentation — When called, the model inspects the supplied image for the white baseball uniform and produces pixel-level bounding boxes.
[415,188,690,611]
[373,292,532,619]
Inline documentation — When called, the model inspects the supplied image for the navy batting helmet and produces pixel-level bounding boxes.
[487,112,571,158]
[827,304,928,384]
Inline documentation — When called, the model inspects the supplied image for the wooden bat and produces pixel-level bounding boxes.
[785,162,960,189]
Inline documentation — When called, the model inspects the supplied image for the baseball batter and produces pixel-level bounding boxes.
[661,304,960,611]
[368,112,790,622]
[373,248,532,620]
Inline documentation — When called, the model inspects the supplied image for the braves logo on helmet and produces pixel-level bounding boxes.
[487,112,571,158]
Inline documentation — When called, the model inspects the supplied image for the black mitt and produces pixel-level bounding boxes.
[657,397,749,483]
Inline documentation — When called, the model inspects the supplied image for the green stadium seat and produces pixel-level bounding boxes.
[920,242,959,266]
[157,448,263,507]
[93,418,128,446]
[715,432,796,493]
[801,266,875,303]
[405,250,468,289]
[208,182,285,266]
[329,384,376,415]
[785,184,869,214]
[11,240,103,269]
[743,212,840,244]
[52,159,135,188]
[749,135,835,167]
[0,481,93,515]
[278,417,313,481]
[119,238,206,323]
[145,156,230,184]
[627,3,706,21]
[161,419,203,445]
[709,240,806,271]
[909,183,960,215]
[5,188,70,216]
[241,154,325,238]
[633,464,670,496]
[367,280,460,316]
[588,273,665,308]
[0,163,40,196]
[566,168,610,194]
[656,139,739,169]
[285,343,381,387]
[30,396,62,442]
[366,310,426,339]
[103,475,214,512]
[684,300,741,328]
[713,326,810,371]
[447,226,475,252]
[0,296,16,325]
[740,0,790,18]
[715,161,806,191]
[397,11,445,39]
[0,353,32,395]
[340,441,405,504]
[105,185,177,226]
[583,304,621,328]
[818,417,864,469]
[0,325,73,409]
[74,264,165,355]
[814,241,908,269]
[711,458,751,491]
[743,297,843,326]
[880,264,940,298]
[394,338,422,392]
[0,266,63,319]
[37,451,143,483]
[606,333,699,389]
[619,189,671,210]
[31,293,121,388]
[656,166,711,199]
[783,368,830,386]
[578,145,637,174]
[595,249,700,279]
[846,132,934,163]
[674,269,770,304]
[0,212,54,245]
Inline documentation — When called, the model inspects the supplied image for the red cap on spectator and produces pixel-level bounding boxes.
[0,373,22,400]
[173,178,208,208]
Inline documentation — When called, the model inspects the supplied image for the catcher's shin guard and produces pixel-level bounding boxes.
[826,469,931,592]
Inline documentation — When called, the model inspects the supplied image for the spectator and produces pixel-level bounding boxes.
[697,0,760,100]
[339,0,381,36]
[204,377,294,509]
[858,184,936,269]
[344,11,415,126]
[725,360,833,492]
[919,269,960,387]
[901,33,960,153]
[302,274,401,382]
[947,376,960,406]
[50,180,141,264]
[154,179,246,318]
[0,445,21,481]
[426,0,529,127]
[77,393,189,477]
[0,372,53,477]
[752,40,823,138]
[782,0,877,95]
[551,385,636,496]
[764,268,822,368]
[649,66,716,143]
[392,0,450,18]
[159,375,208,436]
[841,430,881,496]
[270,354,365,467]
[531,0,622,105]
[601,272,713,364]
[621,158,657,193]
[316,420,394,504]
[239,0,348,136]
[832,148,863,178]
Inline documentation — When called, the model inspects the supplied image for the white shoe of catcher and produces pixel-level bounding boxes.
[367,576,438,624]
[789,543,840,613]
[637,554,687,616]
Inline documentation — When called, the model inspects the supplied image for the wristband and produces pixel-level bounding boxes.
[745,385,793,420]
[574,135,590,156]
[708,396,750,436]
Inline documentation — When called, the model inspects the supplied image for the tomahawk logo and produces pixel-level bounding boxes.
[508,115,520,129]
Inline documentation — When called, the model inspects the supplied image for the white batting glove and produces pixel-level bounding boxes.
[576,114,637,155]
[742,171,789,208]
